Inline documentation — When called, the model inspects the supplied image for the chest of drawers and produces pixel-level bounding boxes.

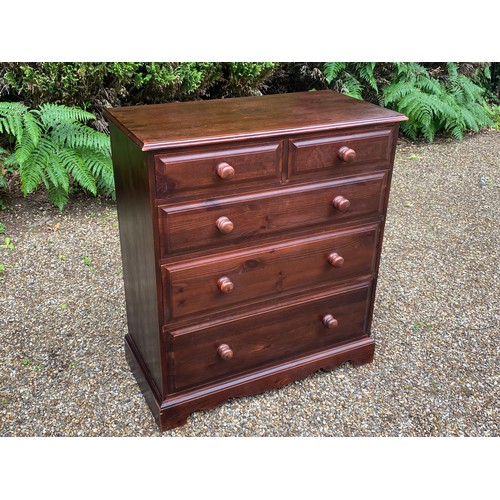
[104,90,406,431]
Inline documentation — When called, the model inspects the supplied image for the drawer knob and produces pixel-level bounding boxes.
[332,195,350,212]
[338,146,356,162]
[216,162,236,180]
[217,276,234,294]
[328,252,344,267]
[323,314,339,329]
[217,344,234,360]
[216,216,234,234]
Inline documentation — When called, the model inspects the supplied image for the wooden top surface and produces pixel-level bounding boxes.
[104,90,407,151]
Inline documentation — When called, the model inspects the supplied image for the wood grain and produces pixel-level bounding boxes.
[106,90,405,431]
[163,223,380,320]
[158,172,388,256]
[167,282,372,391]
[109,123,163,392]
[288,125,395,179]
[104,90,407,151]
[154,140,282,199]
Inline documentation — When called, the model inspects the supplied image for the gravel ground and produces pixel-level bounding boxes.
[0,129,498,437]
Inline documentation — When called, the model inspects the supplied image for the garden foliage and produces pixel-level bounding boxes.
[0,62,497,210]
[0,102,113,210]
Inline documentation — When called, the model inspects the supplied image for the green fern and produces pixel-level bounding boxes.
[323,62,347,83]
[0,102,114,210]
[383,63,494,142]
[324,62,379,101]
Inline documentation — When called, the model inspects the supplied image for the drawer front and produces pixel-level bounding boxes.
[154,141,282,199]
[288,126,395,180]
[158,171,388,256]
[163,223,379,319]
[166,282,373,391]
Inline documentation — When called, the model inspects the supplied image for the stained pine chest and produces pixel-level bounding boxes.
[105,90,406,430]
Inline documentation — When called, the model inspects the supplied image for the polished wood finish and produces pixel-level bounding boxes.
[167,283,372,391]
[105,90,405,151]
[217,344,234,360]
[163,224,379,320]
[216,216,234,234]
[158,172,388,256]
[288,126,394,182]
[108,123,163,391]
[332,195,351,212]
[322,314,339,329]
[154,141,282,200]
[338,146,356,162]
[216,276,234,294]
[105,90,406,431]
[328,252,345,268]
[216,162,236,179]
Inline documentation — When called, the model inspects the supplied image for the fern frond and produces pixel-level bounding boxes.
[37,104,95,128]
[51,122,110,152]
[58,149,97,195]
[341,74,363,100]
[14,130,37,165]
[80,149,114,195]
[450,125,464,141]
[405,62,429,78]
[47,184,69,211]
[459,107,480,132]
[383,80,416,105]
[0,102,29,119]
[0,102,28,143]
[1,101,114,208]
[323,62,347,84]
[48,150,70,191]
[19,157,49,194]
[446,62,459,78]
[3,151,18,167]
[414,75,442,95]
[454,73,484,104]
[468,102,494,127]
[23,111,41,147]
[356,62,378,92]
[5,113,24,143]
[400,120,418,140]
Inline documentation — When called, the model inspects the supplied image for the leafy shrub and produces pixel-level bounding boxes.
[323,62,495,141]
[383,63,494,141]
[324,62,380,101]
[0,102,113,209]
[0,63,276,130]
[223,62,277,96]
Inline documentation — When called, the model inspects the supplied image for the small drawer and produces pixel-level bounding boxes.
[166,282,373,392]
[288,126,395,180]
[162,223,379,320]
[158,171,388,256]
[154,141,282,199]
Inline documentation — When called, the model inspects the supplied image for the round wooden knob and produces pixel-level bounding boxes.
[328,252,344,267]
[217,276,234,294]
[216,216,234,234]
[338,146,356,162]
[322,314,338,329]
[332,195,350,212]
[217,344,233,360]
[216,162,235,180]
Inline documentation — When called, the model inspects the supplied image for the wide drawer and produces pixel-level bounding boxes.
[288,126,395,181]
[158,171,388,256]
[166,282,373,392]
[162,223,379,320]
[154,140,282,199]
